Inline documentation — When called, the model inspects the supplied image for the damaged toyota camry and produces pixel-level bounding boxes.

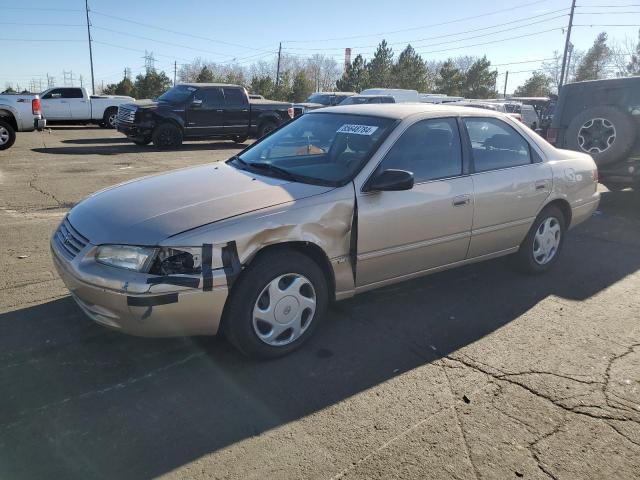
[51,104,600,358]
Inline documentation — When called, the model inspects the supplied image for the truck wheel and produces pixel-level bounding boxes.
[233,136,248,144]
[223,250,329,359]
[133,137,152,146]
[565,106,636,166]
[258,120,278,138]
[152,123,183,150]
[0,120,16,150]
[511,205,566,275]
[102,108,118,129]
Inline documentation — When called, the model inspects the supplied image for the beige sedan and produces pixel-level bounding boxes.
[51,104,600,358]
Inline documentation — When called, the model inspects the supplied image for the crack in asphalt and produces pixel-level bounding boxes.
[28,173,63,206]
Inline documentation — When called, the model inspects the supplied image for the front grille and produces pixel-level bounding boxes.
[116,106,136,125]
[54,218,89,260]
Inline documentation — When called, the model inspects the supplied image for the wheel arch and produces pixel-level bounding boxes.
[0,109,18,131]
[542,198,572,228]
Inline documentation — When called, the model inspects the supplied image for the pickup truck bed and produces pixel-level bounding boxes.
[0,93,46,150]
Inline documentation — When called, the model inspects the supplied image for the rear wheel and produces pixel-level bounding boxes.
[511,205,566,274]
[102,108,118,129]
[232,135,248,144]
[133,137,152,146]
[152,123,183,149]
[0,120,16,150]
[258,120,278,138]
[223,250,328,359]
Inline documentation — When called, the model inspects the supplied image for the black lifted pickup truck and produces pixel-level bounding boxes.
[116,83,293,149]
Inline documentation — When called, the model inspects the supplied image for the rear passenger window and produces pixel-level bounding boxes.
[464,117,532,172]
[195,88,223,107]
[223,88,247,106]
[62,88,84,99]
[380,118,462,183]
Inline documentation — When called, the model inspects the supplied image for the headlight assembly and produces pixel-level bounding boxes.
[95,245,157,272]
[150,247,204,276]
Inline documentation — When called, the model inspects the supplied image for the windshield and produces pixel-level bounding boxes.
[233,113,396,186]
[157,85,197,103]
[304,94,332,105]
[341,96,374,105]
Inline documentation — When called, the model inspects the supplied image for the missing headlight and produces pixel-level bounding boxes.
[149,248,202,276]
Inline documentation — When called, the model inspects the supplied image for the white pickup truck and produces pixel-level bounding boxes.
[0,93,46,150]
[40,87,134,129]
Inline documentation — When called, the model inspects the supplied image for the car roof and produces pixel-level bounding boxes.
[314,103,507,119]
[178,83,242,88]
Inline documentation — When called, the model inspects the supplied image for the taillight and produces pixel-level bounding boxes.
[287,106,294,119]
[32,98,41,115]
[546,127,558,145]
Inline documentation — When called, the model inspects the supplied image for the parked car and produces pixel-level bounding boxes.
[0,92,46,150]
[503,102,540,129]
[455,101,524,123]
[39,87,134,128]
[116,83,294,149]
[419,93,465,104]
[547,77,640,189]
[292,92,356,116]
[360,88,420,103]
[52,104,599,358]
[339,94,395,105]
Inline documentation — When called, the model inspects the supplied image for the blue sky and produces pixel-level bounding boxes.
[1,0,638,94]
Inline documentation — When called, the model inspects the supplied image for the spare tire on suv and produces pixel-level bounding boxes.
[565,106,636,166]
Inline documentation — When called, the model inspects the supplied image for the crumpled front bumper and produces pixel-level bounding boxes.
[51,235,229,338]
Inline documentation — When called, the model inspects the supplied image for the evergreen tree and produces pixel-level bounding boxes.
[367,40,394,87]
[436,59,463,96]
[196,66,215,83]
[272,71,292,101]
[336,54,369,92]
[575,32,611,81]
[289,70,315,102]
[391,44,428,91]
[513,71,552,97]
[250,75,275,98]
[462,56,497,98]
[133,70,173,99]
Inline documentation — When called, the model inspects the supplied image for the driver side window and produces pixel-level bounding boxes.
[379,118,463,183]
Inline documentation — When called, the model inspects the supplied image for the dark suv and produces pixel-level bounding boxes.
[547,77,640,189]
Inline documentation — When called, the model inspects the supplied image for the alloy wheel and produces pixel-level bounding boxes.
[0,126,8,145]
[577,118,616,154]
[252,273,316,346]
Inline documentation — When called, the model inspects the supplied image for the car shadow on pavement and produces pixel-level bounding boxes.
[31,142,243,156]
[1,193,638,479]
[61,137,131,145]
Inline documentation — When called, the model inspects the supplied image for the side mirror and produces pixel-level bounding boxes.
[364,169,414,192]
[191,99,203,108]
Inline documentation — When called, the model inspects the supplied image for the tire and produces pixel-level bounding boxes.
[133,137,152,146]
[0,120,16,150]
[102,108,118,129]
[511,205,566,274]
[152,122,183,150]
[258,120,278,138]
[565,106,636,166]
[233,136,248,144]
[223,250,329,359]
[600,181,627,192]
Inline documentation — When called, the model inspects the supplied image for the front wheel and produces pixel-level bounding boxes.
[133,137,152,146]
[152,123,183,150]
[223,250,329,359]
[0,120,16,150]
[511,205,566,274]
[102,108,118,129]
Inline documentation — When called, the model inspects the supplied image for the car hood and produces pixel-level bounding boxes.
[67,162,333,245]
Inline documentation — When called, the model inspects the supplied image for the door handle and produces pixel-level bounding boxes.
[215,109,224,113]
[452,194,471,207]
[535,180,548,190]
[241,109,248,112]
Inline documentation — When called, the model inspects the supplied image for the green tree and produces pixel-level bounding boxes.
[272,71,292,101]
[367,40,394,87]
[462,56,497,98]
[101,83,118,95]
[435,59,463,96]
[392,44,428,90]
[627,29,640,75]
[114,76,135,96]
[250,75,274,98]
[336,54,369,92]
[289,69,314,102]
[133,69,173,99]
[2,86,16,93]
[575,32,611,81]
[196,66,215,83]
[513,71,552,97]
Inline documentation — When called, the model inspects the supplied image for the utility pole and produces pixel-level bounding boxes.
[79,75,84,88]
[174,61,177,86]
[564,43,574,85]
[84,0,95,94]
[559,0,576,91]
[275,42,282,87]
[503,71,509,98]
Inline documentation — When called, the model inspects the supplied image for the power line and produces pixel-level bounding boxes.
[0,22,85,26]
[0,6,82,11]
[284,0,553,42]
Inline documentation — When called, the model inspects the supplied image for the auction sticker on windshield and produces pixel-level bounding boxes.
[337,124,379,135]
